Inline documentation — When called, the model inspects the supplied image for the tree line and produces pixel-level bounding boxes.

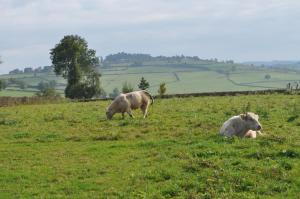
[103,52,219,65]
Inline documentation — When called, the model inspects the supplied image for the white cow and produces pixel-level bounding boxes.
[106,90,154,120]
[220,112,262,138]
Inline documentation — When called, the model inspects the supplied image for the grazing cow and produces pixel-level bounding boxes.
[219,112,262,138]
[106,90,154,120]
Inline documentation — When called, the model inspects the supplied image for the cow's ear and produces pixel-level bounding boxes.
[240,113,248,120]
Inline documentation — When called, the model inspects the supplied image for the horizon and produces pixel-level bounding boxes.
[1,51,300,75]
[1,0,300,74]
[0,51,300,75]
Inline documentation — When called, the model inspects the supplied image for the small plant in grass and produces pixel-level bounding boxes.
[158,82,167,97]
[122,81,133,93]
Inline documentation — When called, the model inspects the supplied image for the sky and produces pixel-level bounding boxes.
[1,0,300,74]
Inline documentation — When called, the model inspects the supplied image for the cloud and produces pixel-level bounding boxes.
[1,0,300,73]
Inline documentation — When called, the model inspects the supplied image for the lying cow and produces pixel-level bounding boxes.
[219,112,262,138]
[106,90,154,120]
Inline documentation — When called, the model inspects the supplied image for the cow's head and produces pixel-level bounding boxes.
[106,108,113,120]
[240,112,262,131]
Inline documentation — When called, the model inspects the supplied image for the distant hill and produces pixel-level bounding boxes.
[103,52,234,68]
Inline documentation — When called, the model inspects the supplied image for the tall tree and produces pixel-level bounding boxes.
[138,77,150,90]
[50,35,101,99]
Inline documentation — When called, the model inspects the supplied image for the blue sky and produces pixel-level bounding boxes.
[0,0,300,74]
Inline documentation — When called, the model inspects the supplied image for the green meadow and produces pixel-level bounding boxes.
[1,63,299,97]
[0,94,299,198]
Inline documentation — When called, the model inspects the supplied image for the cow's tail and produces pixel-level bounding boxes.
[142,90,154,105]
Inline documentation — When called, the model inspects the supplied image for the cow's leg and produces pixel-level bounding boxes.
[126,109,134,118]
[122,112,125,119]
[141,104,149,118]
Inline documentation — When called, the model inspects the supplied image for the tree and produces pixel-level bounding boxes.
[37,80,57,96]
[50,35,101,99]
[158,82,166,96]
[265,74,271,80]
[0,80,3,91]
[122,81,133,93]
[138,77,150,90]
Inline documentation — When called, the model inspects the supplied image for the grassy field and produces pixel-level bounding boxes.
[1,63,300,97]
[0,90,36,97]
[0,94,299,198]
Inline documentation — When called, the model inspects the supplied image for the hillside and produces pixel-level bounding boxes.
[0,94,299,198]
[1,53,300,97]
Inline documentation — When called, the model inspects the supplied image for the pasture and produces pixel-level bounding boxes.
[0,94,299,198]
[1,64,299,97]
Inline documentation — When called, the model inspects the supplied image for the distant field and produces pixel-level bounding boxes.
[1,64,300,97]
[0,94,299,198]
[0,90,36,97]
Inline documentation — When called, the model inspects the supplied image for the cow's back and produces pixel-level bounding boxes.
[125,91,143,109]
[220,116,244,136]
[110,94,129,112]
